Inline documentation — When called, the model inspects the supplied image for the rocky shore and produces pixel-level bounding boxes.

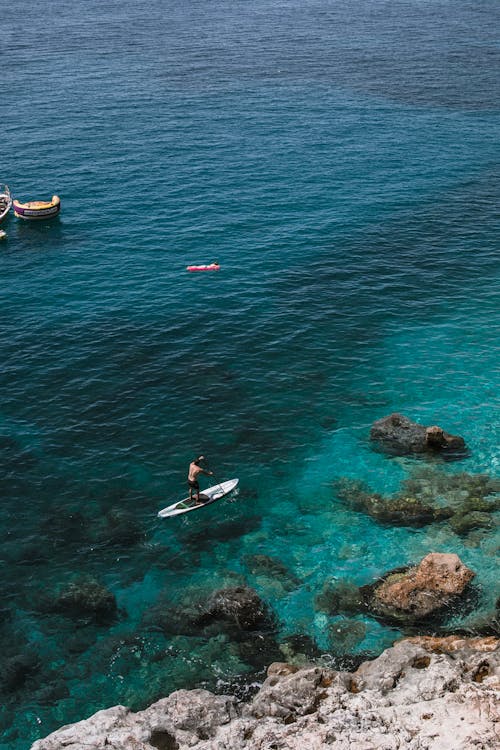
[31,635,499,750]
[24,415,499,749]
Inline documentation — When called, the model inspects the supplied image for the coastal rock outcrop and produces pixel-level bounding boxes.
[363,552,475,624]
[317,553,477,628]
[30,636,500,750]
[370,412,467,458]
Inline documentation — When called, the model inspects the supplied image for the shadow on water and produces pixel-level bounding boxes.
[177,513,263,553]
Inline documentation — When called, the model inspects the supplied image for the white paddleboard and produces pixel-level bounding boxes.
[158,478,239,518]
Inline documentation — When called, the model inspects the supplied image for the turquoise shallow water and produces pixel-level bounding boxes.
[1,1,499,746]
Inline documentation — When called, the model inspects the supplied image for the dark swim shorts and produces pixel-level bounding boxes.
[188,479,200,490]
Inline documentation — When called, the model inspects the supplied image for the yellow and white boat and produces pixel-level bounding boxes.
[13,194,61,220]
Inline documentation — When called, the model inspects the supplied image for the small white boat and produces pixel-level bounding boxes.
[0,184,12,223]
[13,194,61,220]
[0,230,6,240]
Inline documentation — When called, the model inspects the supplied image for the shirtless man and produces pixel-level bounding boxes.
[187,456,214,505]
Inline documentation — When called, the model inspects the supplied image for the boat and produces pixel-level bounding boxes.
[0,185,12,223]
[187,262,220,272]
[0,230,6,240]
[13,194,61,220]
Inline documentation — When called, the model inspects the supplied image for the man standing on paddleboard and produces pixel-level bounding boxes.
[188,456,214,505]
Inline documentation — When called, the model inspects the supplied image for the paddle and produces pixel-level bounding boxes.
[199,457,237,503]
[208,471,225,496]
[202,459,227,499]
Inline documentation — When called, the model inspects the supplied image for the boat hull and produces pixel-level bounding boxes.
[13,195,61,220]
[0,184,12,223]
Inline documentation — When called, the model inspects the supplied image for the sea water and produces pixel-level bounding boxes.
[1,1,499,746]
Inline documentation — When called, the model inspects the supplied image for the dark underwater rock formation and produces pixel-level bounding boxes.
[3,652,41,693]
[96,507,144,547]
[142,577,276,651]
[334,467,499,534]
[235,632,283,673]
[402,467,500,502]
[143,583,276,659]
[278,633,324,664]
[315,578,364,616]
[30,636,500,750]
[199,585,272,631]
[243,554,301,591]
[327,618,367,653]
[48,577,118,624]
[370,413,467,458]
[141,598,203,637]
[449,510,495,535]
[334,477,453,527]
[364,494,451,526]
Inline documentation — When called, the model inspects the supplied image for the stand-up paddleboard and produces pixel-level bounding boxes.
[158,478,239,518]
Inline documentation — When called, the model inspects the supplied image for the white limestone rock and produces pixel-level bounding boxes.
[31,637,500,750]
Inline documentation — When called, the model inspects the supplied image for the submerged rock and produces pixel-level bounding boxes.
[278,634,323,666]
[367,494,450,526]
[30,636,500,750]
[243,554,301,591]
[236,632,283,672]
[96,507,144,547]
[181,515,262,551]
[370,412,467,458]
[35,679,70,706]
[327,618,367,653]
[142,579,273,645]
[49,577,118,624]
[141,598,202,637]
[334,466,499,533]
[199,585,272,631]
[334,477,453,527]
[140,580,225,638]
[3,652,41,693]
[315,579,364,615]
[449,510,494,536]
[403,468,500,501]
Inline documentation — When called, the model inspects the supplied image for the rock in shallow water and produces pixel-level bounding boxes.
[370,412,467,458]
[30,636,500,750]
[316,553,478,629]
[365,552,475,624]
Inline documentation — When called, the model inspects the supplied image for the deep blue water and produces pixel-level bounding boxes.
[1,1,499,747]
